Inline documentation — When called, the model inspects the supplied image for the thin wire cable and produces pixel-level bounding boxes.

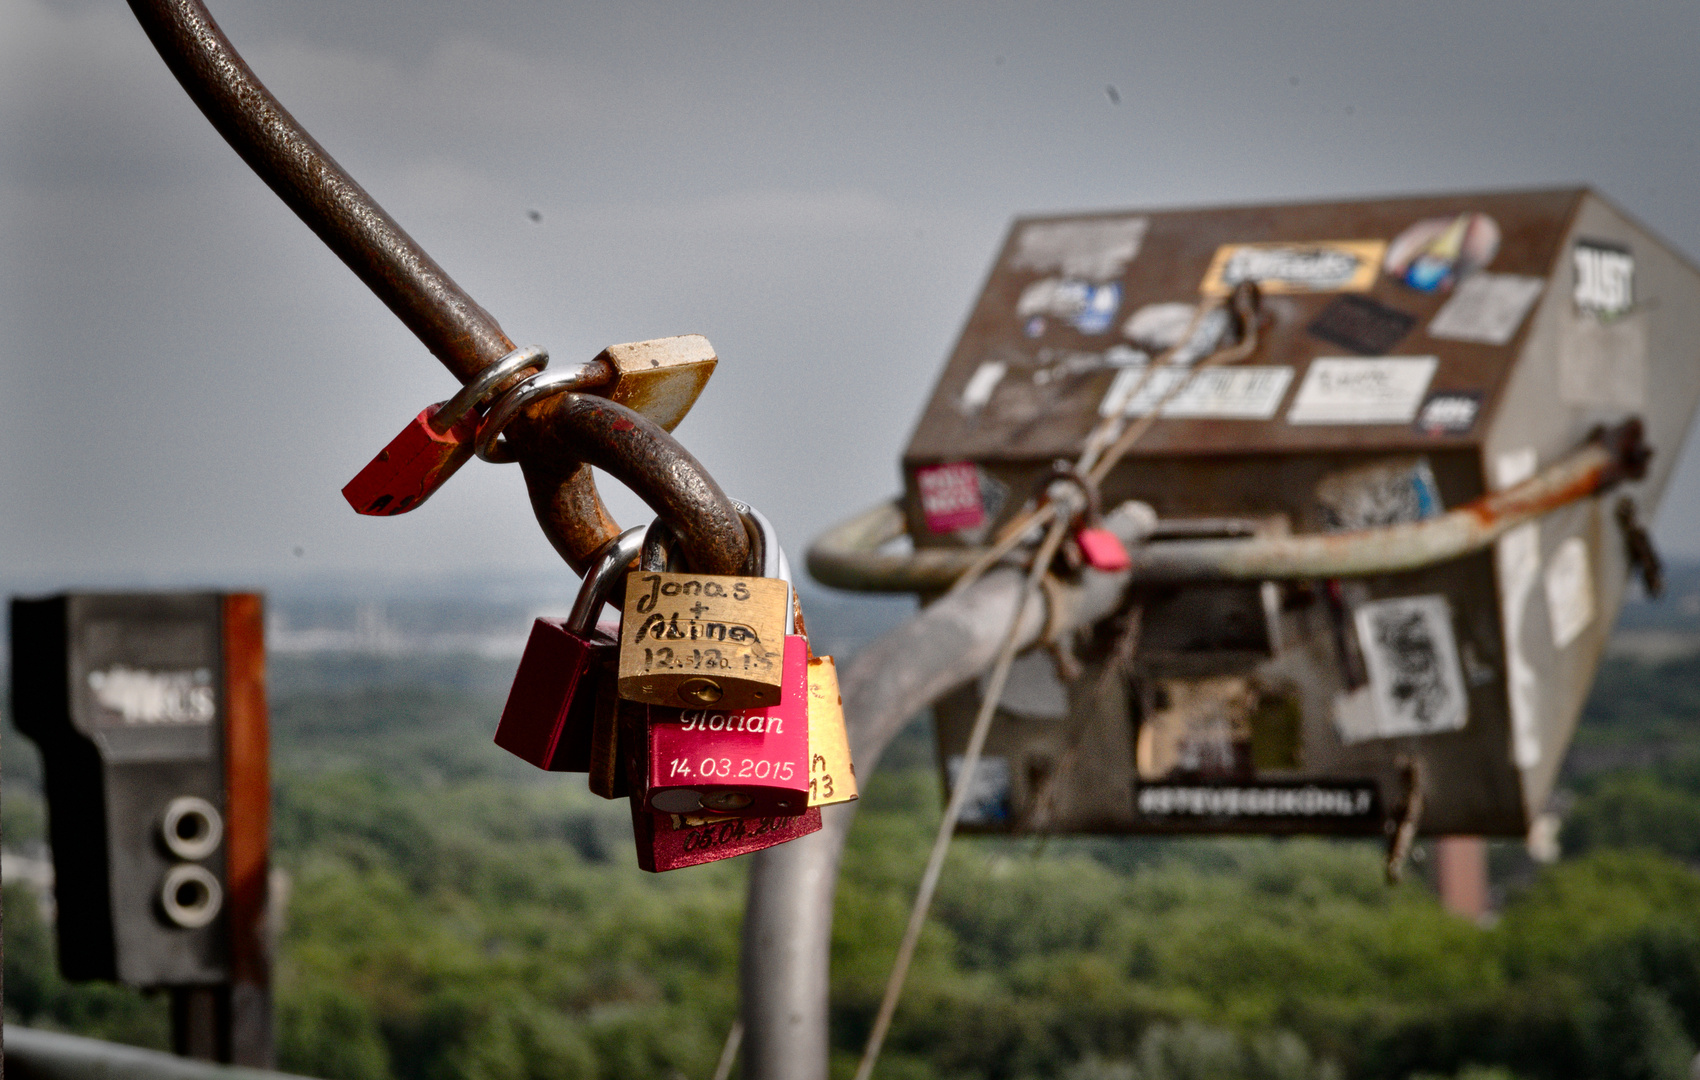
[852,515,1072,1080]
[711,1020,744,1080]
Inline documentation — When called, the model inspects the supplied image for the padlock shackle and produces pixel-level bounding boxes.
[566,526,646,636]
[638,504,795,635]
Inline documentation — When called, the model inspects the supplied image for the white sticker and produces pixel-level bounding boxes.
[87,666,216,725]
[1543,536,1595,649]
[1099,365,1293,419]
[1559,311,1647,408]
[1494,448,1542,770]
[1121,302,1231,365]
[1426,273,1545,345]
[1573,240,1634,318]
[1347,596,1469,740]
[946,754,1011,826]
[958,360,1007,414]
[1010,218,1148,281]
[1286,357,1438,424]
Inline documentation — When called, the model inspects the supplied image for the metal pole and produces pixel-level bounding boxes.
[5,1026,310,1080]
[740,555,1144,1080]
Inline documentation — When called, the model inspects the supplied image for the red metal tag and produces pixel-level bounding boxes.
[341,403,478,516]
[1076,526,1132,571]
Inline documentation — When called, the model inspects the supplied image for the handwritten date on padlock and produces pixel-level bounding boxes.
[631,806,822,873]
[618,572,790,711]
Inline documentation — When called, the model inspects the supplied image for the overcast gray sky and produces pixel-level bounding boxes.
[5,0,1700,592]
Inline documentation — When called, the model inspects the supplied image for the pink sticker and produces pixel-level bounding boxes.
[917,462,985,533]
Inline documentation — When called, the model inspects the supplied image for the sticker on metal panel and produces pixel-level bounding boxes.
[1559,310,1647,408]
[1494,449,1543,770]
[1413,391,1482,436]
[1384,213,1500,293]
[1307,295,1417,355]
[86,666,216,726]
[1543,537,1595,649]
[1315,457,1442,531]
[1009,217,1149,281]
[1286,357,1438,424]
[1017,278,1122,334]
[1572,239,1634,318]
[1133,782,1379,821]
[1341,595,1468,741]
[1123,302,1233,365]
[1426,273,1544,345]
[1199,240,1386,296]
[1099,365,1293,420]
[916,462,986,534]
[947,754,1011,825]
[957,359,1007,414]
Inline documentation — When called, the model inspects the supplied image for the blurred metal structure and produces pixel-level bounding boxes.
[896,189,1698,839]
[745,189,1700,1080]
[10,594,272,1066]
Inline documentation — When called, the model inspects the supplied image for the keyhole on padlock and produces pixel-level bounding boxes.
[703,791,754,812]
[679,677,724,705]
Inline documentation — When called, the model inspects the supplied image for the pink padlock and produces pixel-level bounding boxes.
[638,634,812,817]
[1075,526,1132,571]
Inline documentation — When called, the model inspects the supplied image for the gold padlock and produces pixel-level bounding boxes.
[806,654,858,808]
[618,508,794,712]
[595,335,718,433]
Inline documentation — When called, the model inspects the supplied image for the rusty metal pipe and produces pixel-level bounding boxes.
[126,0,510,381]
[125,0,751,574]
[808,421,1647,591]
[514,394,750,575]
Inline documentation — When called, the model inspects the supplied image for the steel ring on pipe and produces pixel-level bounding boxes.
[477,362,617,463]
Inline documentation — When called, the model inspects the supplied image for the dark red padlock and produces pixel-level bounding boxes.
[493,525,643,771]
[631,805,822,873]
[342,345,546,516]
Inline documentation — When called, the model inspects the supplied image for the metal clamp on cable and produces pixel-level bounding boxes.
[475,360,616,463]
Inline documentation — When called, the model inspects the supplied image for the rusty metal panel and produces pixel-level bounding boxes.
[907,188,1700,838]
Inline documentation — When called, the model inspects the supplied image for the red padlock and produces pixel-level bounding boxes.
[493,525,644,771]
[342,346,546,516]
[1075,526,1132,571]
[638,634,812,816]
[630,805,822,873]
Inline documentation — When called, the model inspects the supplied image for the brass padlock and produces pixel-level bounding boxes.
[594,335,718,433]
[617,504,793,712]
[806,654,858,808]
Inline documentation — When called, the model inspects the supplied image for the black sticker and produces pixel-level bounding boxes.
[1134,781,1380,820]
[1307,296,1417,355]
[1413,391,1482,436]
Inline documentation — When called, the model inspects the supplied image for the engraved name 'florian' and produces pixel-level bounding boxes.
[631,574,766,647]
[675,710,785,734]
